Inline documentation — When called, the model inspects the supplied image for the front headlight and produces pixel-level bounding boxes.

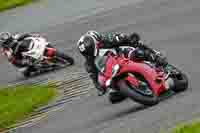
[106,79,112,87]
[105,64,120,88]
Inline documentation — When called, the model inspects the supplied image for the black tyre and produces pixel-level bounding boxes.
[108,91,127,104]
[55,50,74,65]
[22,66,36,77]
[23,70,31,77]
[117,80,159,106]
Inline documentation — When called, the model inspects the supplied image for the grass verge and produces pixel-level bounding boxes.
[0,0,33,12]
[0,83,56,131]
[170,119,200,133]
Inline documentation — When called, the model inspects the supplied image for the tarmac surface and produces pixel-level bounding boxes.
[0,0,200,132]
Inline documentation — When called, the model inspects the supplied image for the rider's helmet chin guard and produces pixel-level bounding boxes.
[92,36,99,57]
[86,30,101,56]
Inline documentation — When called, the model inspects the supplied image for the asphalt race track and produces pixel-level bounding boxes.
[1,0,200,132]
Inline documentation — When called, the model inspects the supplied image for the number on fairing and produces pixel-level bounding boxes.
[79,44,86,52]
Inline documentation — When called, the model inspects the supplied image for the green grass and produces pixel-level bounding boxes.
[170,120,200,133]
[0,83,56,130]
[0,0,33,12]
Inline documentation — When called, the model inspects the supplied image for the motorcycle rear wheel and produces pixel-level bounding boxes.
[55,50,74,65]
[167,64,189,92]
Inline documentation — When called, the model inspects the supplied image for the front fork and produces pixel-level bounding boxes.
[103,73,140,93]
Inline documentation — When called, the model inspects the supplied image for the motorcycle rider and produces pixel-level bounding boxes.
[0,32,49,76]
[77,31,168,100]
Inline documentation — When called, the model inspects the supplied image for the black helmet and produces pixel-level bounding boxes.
[0,32,11,41]
[0,32,14,48]
[77,35,97,57]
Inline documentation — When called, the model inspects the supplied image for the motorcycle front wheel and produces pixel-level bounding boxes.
[117,79,159,106]
[108,90,127,104]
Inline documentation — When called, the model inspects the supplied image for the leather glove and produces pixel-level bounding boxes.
[128,33,141,43]
[155,54,168,67]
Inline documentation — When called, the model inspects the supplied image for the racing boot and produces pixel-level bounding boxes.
[94,82,107,96]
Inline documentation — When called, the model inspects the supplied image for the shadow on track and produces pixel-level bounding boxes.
[6,63,75,85]
[67,103,149,132]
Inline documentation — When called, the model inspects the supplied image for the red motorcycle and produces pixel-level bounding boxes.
[95,52,188,106]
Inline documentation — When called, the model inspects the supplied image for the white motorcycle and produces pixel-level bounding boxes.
[0,32,74,77]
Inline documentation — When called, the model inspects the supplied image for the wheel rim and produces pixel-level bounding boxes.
[127,73,154,97]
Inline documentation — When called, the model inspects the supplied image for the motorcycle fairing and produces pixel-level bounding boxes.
[102,56,166,96]
[22,37,48,60]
